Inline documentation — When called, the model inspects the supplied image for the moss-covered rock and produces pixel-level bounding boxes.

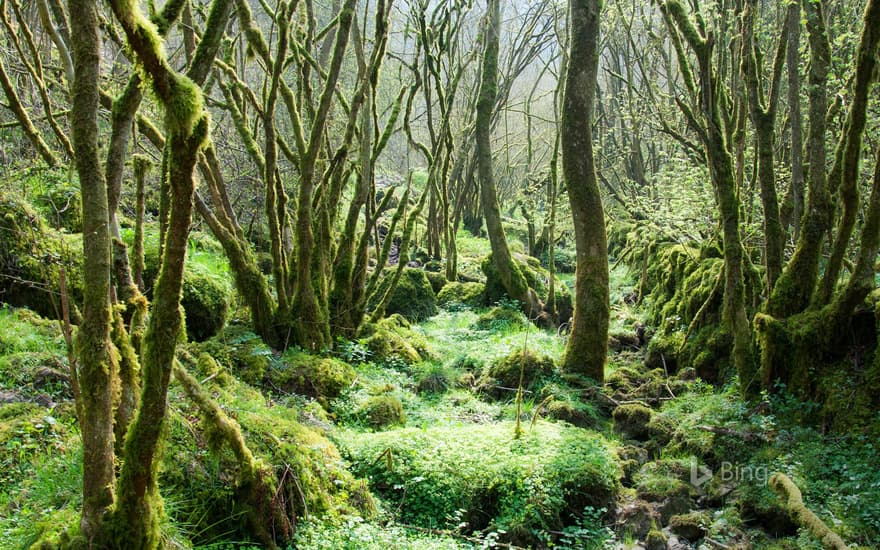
[270,350,356,404]
[480,349,555,400]
[0,192,83,318]
[645,528,667,550]
[669,511,709,541]
[360,395,406,428]
[472,305,528,331]
[357,314,434,364]
[481,253,573,322]
[425,271,448,294]
[369,268,438,322]
[545,399,598,429]
[199,325,274,386]
[612,403,654,441]
[633,458,698,502]
[437,281,486,308]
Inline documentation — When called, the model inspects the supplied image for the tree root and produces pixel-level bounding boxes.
[768,472,848,550]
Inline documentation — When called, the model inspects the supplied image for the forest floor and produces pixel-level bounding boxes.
[1,241,879,549]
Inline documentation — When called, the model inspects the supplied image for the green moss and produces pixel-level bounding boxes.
[142,232,232,341]
[437,282,486,309]
[359,395,405,428]
[482,348,555,399]
[612,403,654,440]
[369,268,438,322]
[633,458,697,501]
[271,350,355,404]
[357,314,434,364]
[545,399,599,429]
[425,271,448,294]
[160,358,374,545]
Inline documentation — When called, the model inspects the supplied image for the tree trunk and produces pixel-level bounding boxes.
[559,0,608,382]
[69,0,116,540]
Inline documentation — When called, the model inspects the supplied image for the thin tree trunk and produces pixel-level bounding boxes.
[560,0,607,382]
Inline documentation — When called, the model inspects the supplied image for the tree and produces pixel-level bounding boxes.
[475,0,547,323]
[559,0,608,382]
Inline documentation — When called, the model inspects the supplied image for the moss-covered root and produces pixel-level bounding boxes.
[173,358,289,549]
[769,473,848,550]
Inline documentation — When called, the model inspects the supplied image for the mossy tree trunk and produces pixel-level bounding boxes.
[69,0,116,540]
[102,0,218,543]
[559,0,608,382]
[475,0,545,322]
[660,0,756,396]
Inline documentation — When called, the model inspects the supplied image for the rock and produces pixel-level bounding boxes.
[616,499,660,539]
[665,534,691,550]
[656,496,693,525]
[0,390,23,403]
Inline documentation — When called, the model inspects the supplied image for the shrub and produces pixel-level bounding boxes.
[437,282,486,309]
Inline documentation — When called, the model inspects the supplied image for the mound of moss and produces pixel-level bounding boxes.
[357,314,434,364]
[613,403,654,441]
[369,268,437,322]
[143,235,232,342]
[437,281,486,309]
[482,349,555,399]
[337,421,620,546]
[0,192,82,318]
[359,395,406,429]
[472,305,528,331]
[161,357,375,546]
[270,350,356,404]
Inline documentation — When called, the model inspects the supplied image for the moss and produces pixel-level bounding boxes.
[437,281,486,309]
[338,421,620,545]
[357,314,434,364]
[612,403,654,441]
[360,395,405,428]
[271,350,355,404]
[160,355,375,546]
[769,472,849,550]
[368,268,437,322]
[473,305,528,331]
[669,511,709,541]
[633,458,697,502]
